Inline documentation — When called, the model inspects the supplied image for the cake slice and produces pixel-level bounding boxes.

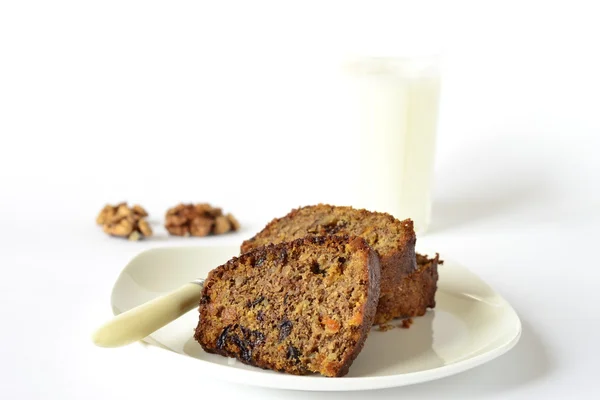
[195,235,381,377]
[241,204,439,325]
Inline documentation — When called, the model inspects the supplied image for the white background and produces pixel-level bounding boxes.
[1,1,599,399]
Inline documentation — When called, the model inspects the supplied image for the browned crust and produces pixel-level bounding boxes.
[374,253,441,324]
[195,235,381,377]
[241,204,410,255]
[417,253,442,310]
[334,243,380,377]
[375,227,417,321]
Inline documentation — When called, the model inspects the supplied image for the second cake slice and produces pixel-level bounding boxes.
[241,204,439,324]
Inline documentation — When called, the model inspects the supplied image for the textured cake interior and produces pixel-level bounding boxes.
[241,204,429,325]
[195,236,379,377]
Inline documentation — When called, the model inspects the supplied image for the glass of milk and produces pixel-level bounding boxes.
[346,57,441,234]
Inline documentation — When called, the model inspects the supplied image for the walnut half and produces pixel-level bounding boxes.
[97,202,152,240]
[165,203,240,237]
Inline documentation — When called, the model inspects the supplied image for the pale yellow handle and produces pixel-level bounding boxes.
[92,282,203,348]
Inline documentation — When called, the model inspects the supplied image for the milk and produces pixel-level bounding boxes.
[348,58,440,233]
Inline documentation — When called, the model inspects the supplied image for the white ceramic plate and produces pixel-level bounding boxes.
[111,245,521,391]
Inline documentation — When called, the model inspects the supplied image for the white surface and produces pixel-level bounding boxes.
[1,1,599,399]
[110,245,521,391]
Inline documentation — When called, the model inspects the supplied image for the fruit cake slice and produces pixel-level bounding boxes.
[195,235,381,377]
[241,204,439,325]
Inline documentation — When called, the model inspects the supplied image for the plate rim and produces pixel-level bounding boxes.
[111,245,522,391]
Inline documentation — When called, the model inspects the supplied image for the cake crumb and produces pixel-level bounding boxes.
[399,318,414,329]
[377,323,395,332]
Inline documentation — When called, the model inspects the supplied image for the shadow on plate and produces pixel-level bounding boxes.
[236,319,550,399]
[383,320,551,398]
[348,312,442,376]
[181,311,440,377]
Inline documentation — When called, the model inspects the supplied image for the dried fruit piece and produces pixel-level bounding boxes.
[247,296,264,308]
[286,345,301,363]
[164,203,240,237]
[322,316,341,334]
[278,319,293,341]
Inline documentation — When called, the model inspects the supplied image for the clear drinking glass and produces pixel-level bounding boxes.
[346,56,441,234]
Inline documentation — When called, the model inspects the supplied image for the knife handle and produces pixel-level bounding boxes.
[92,281,204,348]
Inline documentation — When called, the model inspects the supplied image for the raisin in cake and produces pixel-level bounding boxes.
[241,204,439,325]
[195,235,381,377]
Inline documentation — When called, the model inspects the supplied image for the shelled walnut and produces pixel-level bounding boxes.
[96,202,152,240]
[165,203,240,237]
